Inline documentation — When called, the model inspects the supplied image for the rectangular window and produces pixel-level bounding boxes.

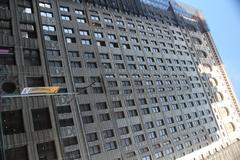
[27,77,44,87]
[51,77,65,84]
[71,61,81,68]
[0,47,15,65]
[61,15,71,21]
[23,49,41,66]
[62,137,78,147]
[74,76,85,83]
[57,105,71,114]
[102,129,114,139]
[60,6,69,12]
[1,110,24,135]
[95,102,107,110]
[89,145,101,155]
[37,141,57,160]
[118,126,129,135]
[81,39,91,45]
[86,132,98,142]
[43,25,55,32]
[48,60,62,67]
[39,2,51,8]
[64,28,73,34]
[91,15,100,21]
[104,141,117,151]
[59,118,74,127]
[0,19,12,36]
[20,23,37,39]
[94,32,103,38]
[82,116,94,124]
[75,10,84,15]
[32,108,52,131]
[40,11,53,18]
[66,37,76,43]
[77,18,86,23]
[5,146,28,160]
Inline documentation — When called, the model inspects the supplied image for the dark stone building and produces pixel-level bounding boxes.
[0,0,239,160]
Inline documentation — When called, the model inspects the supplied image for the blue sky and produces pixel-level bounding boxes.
[178,0,240,101]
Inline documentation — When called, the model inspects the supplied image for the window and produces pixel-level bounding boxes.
[51,77,65,84]
[108,34,116,40]
[79,104,91,112]
[66,37,76,43]
[122,44,130,49]
[79,30,89,36]
[40,11,53,18]
[114,111,125,119]
[89,145,101,155]
[159,129,167,137]
[61,15,71,21]
[81,39,91,45]
[59,118,74,127]
[128,110,138,117]
[120,36,128,41]
[84,52,95,59]
[71,61,81,68]
[0,19,12,36]
[116,20,124,25]
[91,15,100,21]
[37,141,57,160]
[113,54,122,60]
[60,6,69,12]
[148,131,157,139]
[145,121,154,129]
[155,151,163,159]
[44,35,57,41]
[68,51,79,57]
[86,132,98,142]
[104,18,113,23]
[102,129,114,138]
[94,32,103,38]
[64,28,73,34]
[20,23,36,38]
[39,2,51,8]
[95,102,107,110]
[119,126,129,135]
[141,108,150,115]
[27,77,44,87]
[48,60,62,67]
[23,49,41,66]
[77,18,86,23]
[82,116,94,124]
[75,10,84,15]
[5,146,28,160]
[142,155,152,160]
[120,138,132,147]
[43,25,55,32]
[65,150,81,160]
[99,113,110,121]
[32,108,52,131]
[109,42,119,48]
[105,141,117,151]
[1,110,24,135]
[57,105,71,114]
[132,124,142,132]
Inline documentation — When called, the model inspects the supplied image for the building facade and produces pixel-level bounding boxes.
[0,0,239,160]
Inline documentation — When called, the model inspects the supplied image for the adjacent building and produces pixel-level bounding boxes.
[0,0,239,160]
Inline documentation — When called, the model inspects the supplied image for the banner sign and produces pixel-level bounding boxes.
[21,86,60,95]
